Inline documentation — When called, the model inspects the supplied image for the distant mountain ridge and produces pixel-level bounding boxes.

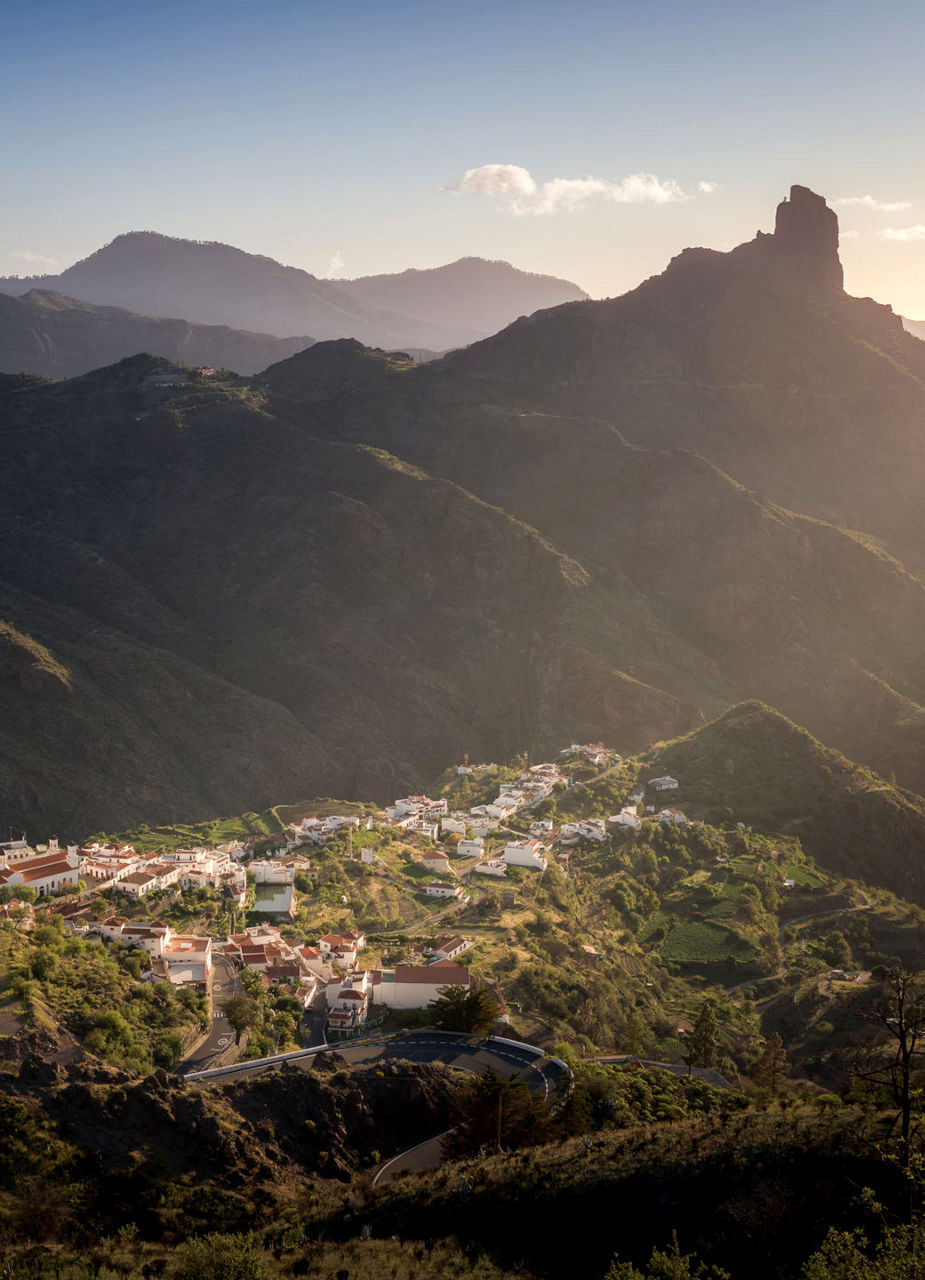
[336,256,588,340]
[0,234,586,355]
[0,288,315,378]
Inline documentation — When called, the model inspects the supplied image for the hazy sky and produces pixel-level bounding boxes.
[4,0,925,314]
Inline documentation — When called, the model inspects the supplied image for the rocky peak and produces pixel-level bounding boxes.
[770,185,844,292]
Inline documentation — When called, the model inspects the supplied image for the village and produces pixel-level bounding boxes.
[0,744,688,1050]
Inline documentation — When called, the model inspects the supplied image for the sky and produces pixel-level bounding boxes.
[3,0,925,314]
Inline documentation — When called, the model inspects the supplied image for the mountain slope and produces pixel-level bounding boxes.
[8,188,925,830]
[443,186,925,571]
[256,330,925,796]
[0,289,315,377]
[336,257,587,341]
[0,233,479,350]
[641,701,925,903]
[0,355,719,833]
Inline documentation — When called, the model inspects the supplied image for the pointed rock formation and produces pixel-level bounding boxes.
[770,184,844,292]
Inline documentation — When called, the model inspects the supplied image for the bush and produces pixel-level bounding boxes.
[174,1232,271,1280]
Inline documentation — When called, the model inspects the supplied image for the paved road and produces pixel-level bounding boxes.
[187,1028,565,1090]
[177,953,241,1073]
[186,1029,568,1180]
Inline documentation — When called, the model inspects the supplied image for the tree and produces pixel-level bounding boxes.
[683,1000,718,1071]
[441,1068,554,1158]
[428,985,498,1033]
[221,994,258,1046]
[752,1033,789,1093]
[854,969,925,1172]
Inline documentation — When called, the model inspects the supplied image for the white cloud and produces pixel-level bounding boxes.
[11,250,60,268]
[880,225,925,242]
[447,164,710,216]
[834,195,912,213]
[840,229,860,240]
[327,250,345,277]
[698,180,718,194]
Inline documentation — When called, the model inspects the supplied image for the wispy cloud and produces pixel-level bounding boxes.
[834,195,912,213]
[446,164,714,216]
[880,225,925,242]
[840,229,860,240]
[11,250,60,268]
[327,249,345,276]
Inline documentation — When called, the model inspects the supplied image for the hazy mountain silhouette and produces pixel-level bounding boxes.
[0,234,586,353]
[0,289,315,377]
[336,257,587,341]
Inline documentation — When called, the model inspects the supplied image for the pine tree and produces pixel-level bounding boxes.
[753,1032,788,1092]
[684,1000,718,1070]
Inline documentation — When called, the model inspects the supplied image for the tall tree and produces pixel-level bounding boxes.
[221,993,257,1046]
[441,1068,553,1159]
[752,1033,789,1093]
[855,969,925,1173]
[684,1000,718,1071]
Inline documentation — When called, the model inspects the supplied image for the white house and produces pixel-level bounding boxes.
[154,935,212,987]
[472,859,507,877]
[326,969,371,1032]
[370,960,470,1010]
[658,808,687,826]
[440,816,468,836]
[559,819,607,845]
[0,851,80,898]
[409,820,440,841]
[649,776,679,792]
[251,860,295,885]
[608,808,642,833]
[424,881,464,899]
[502,840,548,872]
[456,837,484,859]
[0,837,36,864]
[431,936,472,961]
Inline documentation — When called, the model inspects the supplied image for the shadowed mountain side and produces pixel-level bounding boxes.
[641,701,925,904]
[258,340,925,794]
[0,356,715,831]
[0,585,341,837]
[0,289,315,377]
[440,186,925,571]
[336,256,588,339]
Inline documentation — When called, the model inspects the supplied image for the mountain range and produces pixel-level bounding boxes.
[0,288,315,378]
[0,234,588,369]
[6,186,925,835]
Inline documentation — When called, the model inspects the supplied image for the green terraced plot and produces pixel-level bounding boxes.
[659,920,758,964]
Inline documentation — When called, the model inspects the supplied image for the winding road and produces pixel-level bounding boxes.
[184,1029,570,1180]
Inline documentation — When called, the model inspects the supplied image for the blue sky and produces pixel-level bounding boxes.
[4,0,925,314]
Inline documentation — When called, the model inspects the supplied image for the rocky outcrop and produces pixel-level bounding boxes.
[768,184,844,292]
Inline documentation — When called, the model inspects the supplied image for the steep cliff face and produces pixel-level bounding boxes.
[768,184,844,292]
